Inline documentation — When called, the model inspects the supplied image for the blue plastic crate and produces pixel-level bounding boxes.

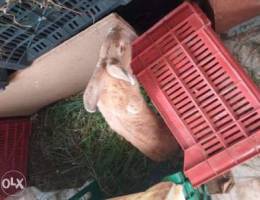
[0,0,132,70]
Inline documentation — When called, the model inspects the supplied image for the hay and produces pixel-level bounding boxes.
[29,94,182,198]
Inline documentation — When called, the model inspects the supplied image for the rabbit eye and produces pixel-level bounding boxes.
[119,41,126,55]
[120,45,125,53]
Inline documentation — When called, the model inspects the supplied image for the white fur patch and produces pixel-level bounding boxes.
[127,103,140,114]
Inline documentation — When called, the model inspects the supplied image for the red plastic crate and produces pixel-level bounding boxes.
[0,117,31,199]
[132,2,260,187]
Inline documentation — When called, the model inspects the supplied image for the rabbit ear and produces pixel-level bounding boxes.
[83,66,105,113]
[106,64,136,85]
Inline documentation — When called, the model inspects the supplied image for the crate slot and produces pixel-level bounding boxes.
[167,48,183,61]
[195,128,213,141]
[197,52,212,64]
[164,80,179,92]
[151,62,165,72]
[235,105,254,118]
[180,68,197,80]
[224,131,245,146]
[194,47,208,58]
[165,82,181,94]
[172,53,187,64]
[157,34,178,53]
[182,30,196,40]
[212,111,229,123]
[189,79,204,90]
[189,41,205,53]
[185,114,202,125]
[156,68,170,78]
[206,143,224,156]
[185,74,201,85]
[195,131,213,143]
[214,115,233,129]
[177,101,194,111]
[161,77,176,88]
[186,34,201,46]
[175,22,189,33]
[155,68,169,79]
[201,59,219,71]
[175,57,190,69]
[240,111,260,129]
[190,118,207,130]
[159,72,174,83]
[181,105,197,117]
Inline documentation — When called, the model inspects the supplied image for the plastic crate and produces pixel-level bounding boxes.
[0,0,131,70]
[163,172,210,200]
[131,2,260,187]
[0,117,31,198]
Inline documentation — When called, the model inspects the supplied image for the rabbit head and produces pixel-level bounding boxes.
[100,26,136,84]
[84,26,136,113]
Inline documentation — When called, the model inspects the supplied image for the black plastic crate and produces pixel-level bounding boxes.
[0,0,132,70]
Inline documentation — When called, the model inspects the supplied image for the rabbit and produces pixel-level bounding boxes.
[83,26,179,161]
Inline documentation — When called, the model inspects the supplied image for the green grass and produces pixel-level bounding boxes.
[29,94,181,198]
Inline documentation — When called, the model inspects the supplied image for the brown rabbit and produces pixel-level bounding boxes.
[83,26,179,161]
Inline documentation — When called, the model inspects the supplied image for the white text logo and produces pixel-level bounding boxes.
[1,170,26,196]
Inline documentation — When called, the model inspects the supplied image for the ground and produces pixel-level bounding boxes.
[28,93,182,198]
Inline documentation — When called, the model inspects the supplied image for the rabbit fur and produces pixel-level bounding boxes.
[83,26,179,161]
